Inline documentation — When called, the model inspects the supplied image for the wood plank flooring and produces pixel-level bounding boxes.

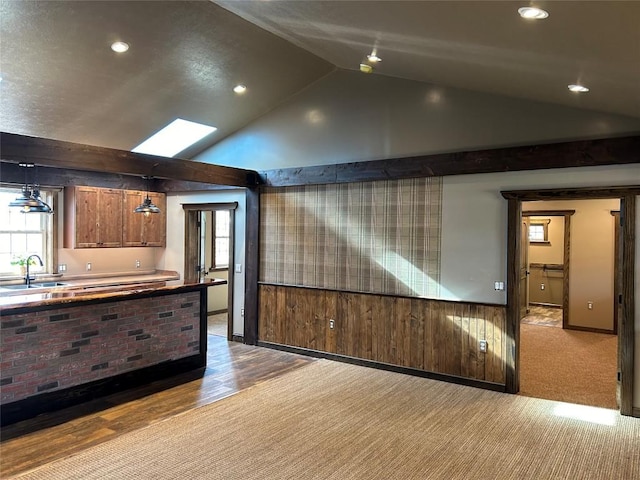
[0,335,316,478]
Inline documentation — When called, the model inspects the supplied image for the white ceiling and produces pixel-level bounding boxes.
[1,1,638,160]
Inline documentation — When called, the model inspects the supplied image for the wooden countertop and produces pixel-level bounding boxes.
[0,278,227,313]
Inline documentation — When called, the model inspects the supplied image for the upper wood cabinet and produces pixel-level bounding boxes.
[64,187,123,248]
[122,191,166,247]
[64,187,165,249]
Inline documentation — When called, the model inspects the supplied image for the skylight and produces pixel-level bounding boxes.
[132,119,217,157]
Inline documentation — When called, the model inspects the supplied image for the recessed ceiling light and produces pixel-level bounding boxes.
[367,54,382,63]
[359,63,373,74]
[132,118,217,157]
[518,7,549,19]
[233,84,247,94]
[568,84,589,93]
[111,41,129,53]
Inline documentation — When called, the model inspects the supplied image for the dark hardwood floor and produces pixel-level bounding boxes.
[0,335,316,478]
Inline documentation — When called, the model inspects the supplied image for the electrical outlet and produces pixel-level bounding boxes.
[588,301,594,310]
[329,319,335,329]
[540,283,545,290]
[494,281,504,291]
[240,308,245,317]
[86,262,92,271]
[479,340,488,353]
[135,260,141,269]
[58,264,67,272]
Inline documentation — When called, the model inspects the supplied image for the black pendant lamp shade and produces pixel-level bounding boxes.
[8,164,53,214]
[134,195,161,215]
[134,176,161,215]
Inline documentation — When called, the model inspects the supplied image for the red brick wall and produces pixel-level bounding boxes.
[1,291,201,404]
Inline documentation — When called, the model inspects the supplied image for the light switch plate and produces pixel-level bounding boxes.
[235,264,242,273]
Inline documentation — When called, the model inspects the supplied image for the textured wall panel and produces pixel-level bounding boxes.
[260,178,442,298]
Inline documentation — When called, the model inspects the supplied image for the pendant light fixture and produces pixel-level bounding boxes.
[8,163,53,213]
[134,176,161,216]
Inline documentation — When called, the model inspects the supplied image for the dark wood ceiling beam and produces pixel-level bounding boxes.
[0,161,151,191]
[261,136,640,186]
[0,132,259,187]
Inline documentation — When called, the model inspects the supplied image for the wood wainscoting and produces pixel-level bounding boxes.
[258,284,506,388]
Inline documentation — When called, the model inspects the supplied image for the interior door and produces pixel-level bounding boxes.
[519,217,530,317]
[183,210,202,284]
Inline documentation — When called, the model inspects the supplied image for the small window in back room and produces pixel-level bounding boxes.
[212,210,230,269]
[529,219,551,243]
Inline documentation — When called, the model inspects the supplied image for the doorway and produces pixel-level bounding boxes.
[502,188,636,416]
[520,200,619,409]
[183,203,238,341]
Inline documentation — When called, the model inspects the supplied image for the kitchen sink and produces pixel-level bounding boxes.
[1,282,67,290]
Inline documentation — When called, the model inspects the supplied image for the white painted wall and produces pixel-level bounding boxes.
[157,189,246,337]
[197,70,640,170]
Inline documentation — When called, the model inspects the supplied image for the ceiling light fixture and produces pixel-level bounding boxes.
[367,54,381,63]
[8,163,53,214]
[134,176,161,216]
[359,63,373,74]
[233,84,247,94]
[518,7,549,19]
[111,41,130,53]
[568,84,589,93]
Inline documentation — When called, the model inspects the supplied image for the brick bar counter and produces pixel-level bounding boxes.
[0,282,223,425]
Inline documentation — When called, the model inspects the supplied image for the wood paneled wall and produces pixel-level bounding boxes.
[259,284,506,385]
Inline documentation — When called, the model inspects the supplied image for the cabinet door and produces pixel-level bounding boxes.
[97,189,123,247]
[74,187,99,248]
[142,192,166,247]
[122,190,144,246]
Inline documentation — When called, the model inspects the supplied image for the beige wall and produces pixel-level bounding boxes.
[528,216,564,265]
[54,189,161,276]
[207,270,229,313]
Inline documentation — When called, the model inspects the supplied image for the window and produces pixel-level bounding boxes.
[0,187,55,276]
[212,210,230,269]
[529,219,551,244]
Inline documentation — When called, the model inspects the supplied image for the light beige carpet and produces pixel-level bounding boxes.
[12,360,640,480]
[520,323,617,409]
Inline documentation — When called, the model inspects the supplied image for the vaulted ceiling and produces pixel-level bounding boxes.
[1,1,638,161]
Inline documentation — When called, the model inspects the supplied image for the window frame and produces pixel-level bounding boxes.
[211,209,231,270]
[0,185,58,278]
[528,218,551,244]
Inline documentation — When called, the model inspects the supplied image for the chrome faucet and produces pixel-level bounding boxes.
[25,254,44,286]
